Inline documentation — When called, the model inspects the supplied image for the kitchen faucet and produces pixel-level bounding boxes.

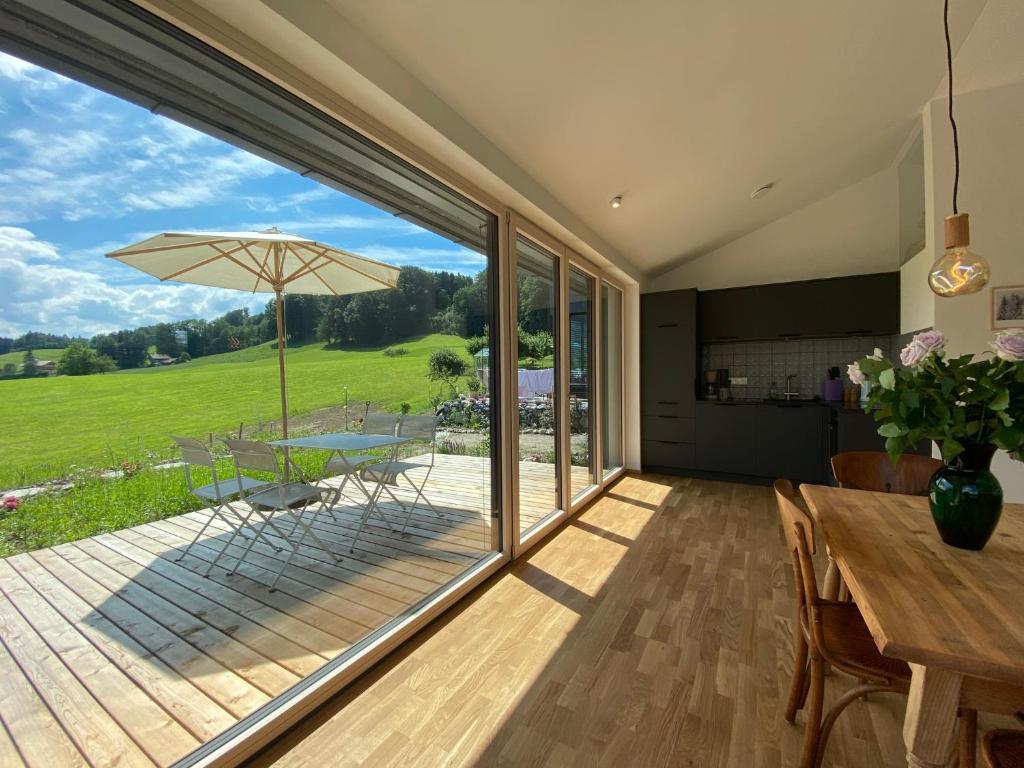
[784,374,799,401]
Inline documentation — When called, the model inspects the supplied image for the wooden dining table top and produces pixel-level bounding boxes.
[800,484,1024,686]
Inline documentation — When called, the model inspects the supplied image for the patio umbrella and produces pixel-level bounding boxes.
[107,229,399,438]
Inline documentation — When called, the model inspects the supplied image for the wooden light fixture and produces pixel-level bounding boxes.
[927,0,990,298]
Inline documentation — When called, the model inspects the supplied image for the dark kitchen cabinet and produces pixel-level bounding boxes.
[695,403,758,475]
[641,289,697,469]
[755,404,828,482]
[696,286,760,342]
[698,272,899,342]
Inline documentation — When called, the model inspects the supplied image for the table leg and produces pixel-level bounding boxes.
[822,547,841,601]
[903,663,963,768]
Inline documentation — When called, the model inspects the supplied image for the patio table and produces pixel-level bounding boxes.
[269,432,410,529]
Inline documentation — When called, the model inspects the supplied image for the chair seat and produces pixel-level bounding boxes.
[192,475,270,501]
[983,729,1024,768]
[323,454,379,475]
[362,460,427,481]
[816,602,912,684]
[245,482,324,510]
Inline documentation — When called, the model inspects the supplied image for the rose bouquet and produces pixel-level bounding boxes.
[848,329,1024,463]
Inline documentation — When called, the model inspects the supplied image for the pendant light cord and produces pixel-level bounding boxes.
[944,0,960,214]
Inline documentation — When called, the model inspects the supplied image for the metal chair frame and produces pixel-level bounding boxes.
[223,438,340,591]
[170,436,283,572]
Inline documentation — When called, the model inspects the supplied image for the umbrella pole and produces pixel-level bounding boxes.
[275,287,292,482]
[275,287,289,440]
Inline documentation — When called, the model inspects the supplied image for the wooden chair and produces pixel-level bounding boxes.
[831,451,943,496]
[775,479,914,767]
[983,730,1024,767]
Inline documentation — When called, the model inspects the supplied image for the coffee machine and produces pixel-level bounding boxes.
[704,368,730,399]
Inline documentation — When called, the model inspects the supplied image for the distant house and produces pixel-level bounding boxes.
[148,353,177,366]
[35,360,56,374]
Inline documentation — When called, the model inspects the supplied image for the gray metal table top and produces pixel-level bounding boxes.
[269,433,410,451]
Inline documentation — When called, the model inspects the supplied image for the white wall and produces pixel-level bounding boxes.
[925,78,1024,499]
[648,168,899,292]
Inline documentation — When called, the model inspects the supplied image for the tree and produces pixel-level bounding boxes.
[21,350,39,378]
[1,363,16,378]
[0,337,12,355]
[427,348,469,398]
[57,342,116,376]
[153,323,182,356]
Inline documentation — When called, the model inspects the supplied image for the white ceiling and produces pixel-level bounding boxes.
[314,0,986,275]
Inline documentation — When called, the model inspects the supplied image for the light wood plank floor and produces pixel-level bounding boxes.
[252,474,1016,768]
[0,454,588,768]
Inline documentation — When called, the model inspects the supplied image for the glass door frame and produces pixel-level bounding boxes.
[509,214,629,558]
[509,212,569,557]
[598,279,627,483]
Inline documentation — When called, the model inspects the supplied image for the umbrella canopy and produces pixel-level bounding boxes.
[108,229,399,438]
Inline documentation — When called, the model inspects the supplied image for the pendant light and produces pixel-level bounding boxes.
[928,0,990,297]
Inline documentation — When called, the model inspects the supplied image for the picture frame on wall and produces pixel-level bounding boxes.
[991,285,1024,329]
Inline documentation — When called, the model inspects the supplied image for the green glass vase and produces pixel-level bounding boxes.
[928,443,1003,551]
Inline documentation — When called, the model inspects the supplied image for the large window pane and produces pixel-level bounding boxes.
[0,7,501,764]
[569,266,596,499]
[602,283,624,475]
[516,236,560,537]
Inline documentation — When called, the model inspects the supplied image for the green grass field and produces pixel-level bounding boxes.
[0,348,65,368]
[0,334,471,489]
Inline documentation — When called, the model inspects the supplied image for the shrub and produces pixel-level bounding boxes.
[383,346,409,357]
[427,348,469,397]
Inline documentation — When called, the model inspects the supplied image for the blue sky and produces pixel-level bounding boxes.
[0,51,484,338]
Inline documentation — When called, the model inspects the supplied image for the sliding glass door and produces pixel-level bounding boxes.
[601,282,624,476]
[515,235,561,539]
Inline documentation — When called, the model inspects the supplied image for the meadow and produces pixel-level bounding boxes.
[0,348,65,367]
[0,334,471,490]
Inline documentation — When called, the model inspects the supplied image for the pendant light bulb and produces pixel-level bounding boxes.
[928,213,990,297]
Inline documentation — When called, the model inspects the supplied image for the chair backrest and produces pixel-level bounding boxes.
[363,411,399,437]
[222,438,281,477]
[398,414,438,441]
[172,435,215,468]
[831,451,943,496]
[773,479,820,610]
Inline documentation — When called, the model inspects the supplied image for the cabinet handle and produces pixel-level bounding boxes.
[657,400,678,405]
[657,415,679,419]
[716,335,739,340]
[655,440,681,445]
[656,323,679,328]
[844,329,873,335]
[779,332,803,338]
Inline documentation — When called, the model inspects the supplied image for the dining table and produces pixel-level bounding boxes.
[800,484,1024,768]
[270,432,410,526]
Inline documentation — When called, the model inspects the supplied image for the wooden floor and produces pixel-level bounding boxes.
[0,454,581,768]
[253,474,1017,768]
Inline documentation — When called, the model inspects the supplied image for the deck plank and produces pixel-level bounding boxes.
[0,558,198,765]
[0,562,156,768]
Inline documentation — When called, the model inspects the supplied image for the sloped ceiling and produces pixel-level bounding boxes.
[184,0,987,276]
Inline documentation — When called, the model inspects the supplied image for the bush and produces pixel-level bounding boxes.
[427,348,469,397]
[57,342,117,376]
[383,346,409,357]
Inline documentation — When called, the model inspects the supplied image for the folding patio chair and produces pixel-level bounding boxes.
[318,411,401,510]
[223,438,341,591]
[356,414,443,550]
[170,436,284,572]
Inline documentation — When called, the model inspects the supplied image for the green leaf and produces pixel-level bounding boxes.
[879,368,896,391]
[940,438,964,462]
[878,422,908,438]
[990,388,1010,411]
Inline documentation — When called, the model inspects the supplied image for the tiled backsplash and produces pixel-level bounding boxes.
[701,336,896,400]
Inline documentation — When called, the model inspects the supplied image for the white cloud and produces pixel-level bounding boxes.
[0,51,69,90]
[0,227,268,336]
[0,226,59,262]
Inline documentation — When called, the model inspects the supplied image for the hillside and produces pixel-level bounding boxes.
[0,334,471,488]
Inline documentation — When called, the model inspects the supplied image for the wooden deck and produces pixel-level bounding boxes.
[0,454,586,768]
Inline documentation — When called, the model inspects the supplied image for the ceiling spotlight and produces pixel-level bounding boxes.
[609,195,623,209]
[750,183,774,200]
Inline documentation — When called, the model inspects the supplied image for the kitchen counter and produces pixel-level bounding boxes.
[698,398,868,412]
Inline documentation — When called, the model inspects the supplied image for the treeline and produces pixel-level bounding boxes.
[3,267,491,377]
